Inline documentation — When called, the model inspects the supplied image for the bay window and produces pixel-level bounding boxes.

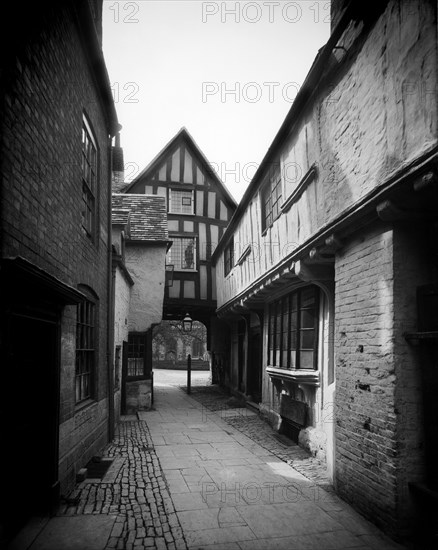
[267,286,319,370]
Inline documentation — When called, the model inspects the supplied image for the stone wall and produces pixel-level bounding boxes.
[125,380,153,415]
[126,246,167,333]
[114,264,132,419]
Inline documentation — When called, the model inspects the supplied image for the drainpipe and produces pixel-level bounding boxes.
[107,134,116,441]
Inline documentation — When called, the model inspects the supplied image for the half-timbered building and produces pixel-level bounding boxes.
[124,128,237,342]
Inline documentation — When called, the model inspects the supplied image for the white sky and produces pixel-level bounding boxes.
[102,1,331,202]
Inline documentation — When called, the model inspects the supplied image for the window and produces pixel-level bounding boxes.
[167,237,196,270]
[267,286,319,370]
[127,333,146,378]
[81,117,97,236]
[169,189,194,214]
[261,166,282,231]
[75,299,96,402]
[224,237,234,276]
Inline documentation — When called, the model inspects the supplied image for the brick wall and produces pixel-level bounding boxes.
[1,5,111,285]
[335,220,437,538]
[335,225,399,534]
[1,2,113,495]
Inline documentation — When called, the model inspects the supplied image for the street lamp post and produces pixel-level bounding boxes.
[183,313,193,394]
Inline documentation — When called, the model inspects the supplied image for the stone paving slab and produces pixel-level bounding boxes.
[13,373,408,550]
[28,515,117,550]
[137,382,407,550]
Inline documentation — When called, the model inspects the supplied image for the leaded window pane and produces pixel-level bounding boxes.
[262,168,282,230]
[169,189,194,214]
[167,237,196,270]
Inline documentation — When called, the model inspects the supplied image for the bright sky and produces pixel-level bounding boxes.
[102,1,331,202]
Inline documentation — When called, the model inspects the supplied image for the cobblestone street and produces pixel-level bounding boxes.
[14,370,406,550]
[58,419,187,550]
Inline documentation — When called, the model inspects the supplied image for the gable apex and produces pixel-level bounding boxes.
[124,128,237,208]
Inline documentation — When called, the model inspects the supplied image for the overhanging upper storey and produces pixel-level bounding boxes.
[212,0,437,316]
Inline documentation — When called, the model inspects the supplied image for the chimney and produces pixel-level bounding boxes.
[112,131,126,192]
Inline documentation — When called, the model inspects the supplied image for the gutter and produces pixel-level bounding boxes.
[126,239,173,252]
[113,254,135,287]
[107,140,116,441]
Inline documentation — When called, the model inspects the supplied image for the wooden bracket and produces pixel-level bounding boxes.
[376,199,431,221]
[308,247,335,264]
[295,260,334,282]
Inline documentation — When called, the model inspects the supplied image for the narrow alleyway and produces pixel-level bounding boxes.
[12,371,407,550]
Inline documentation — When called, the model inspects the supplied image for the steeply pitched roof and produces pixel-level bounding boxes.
[112,194,168,242]
[123,127,237,209]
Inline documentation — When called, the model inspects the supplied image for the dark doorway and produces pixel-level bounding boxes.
[237,319,246,393]
[121,340,128,414]
[247,327,262,403]
[1,310,60,541]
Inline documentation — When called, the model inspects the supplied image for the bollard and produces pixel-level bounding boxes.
[187,353,191,395]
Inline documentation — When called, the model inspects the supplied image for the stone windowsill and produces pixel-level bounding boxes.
[266,366,320,386]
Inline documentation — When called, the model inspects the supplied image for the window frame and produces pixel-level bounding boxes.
[127,332,147,381]
[75,297,96,404]
[224,236,234,276]
[261,165,282,232]
[168,188,195,215]
[267,286,319,371]
[81,115,98,239]
[167,236,197,271]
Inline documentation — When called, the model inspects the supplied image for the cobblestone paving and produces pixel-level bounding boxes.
[59,419,188,550]
[185,385,333,489]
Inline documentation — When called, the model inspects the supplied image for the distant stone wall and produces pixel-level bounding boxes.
[153,359,210,371]
[125,380,153,414]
